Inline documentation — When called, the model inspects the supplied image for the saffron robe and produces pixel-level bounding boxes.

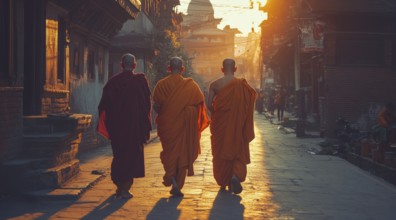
[210,78,256,186]
[153,74,209,188]
[97,72,152,184]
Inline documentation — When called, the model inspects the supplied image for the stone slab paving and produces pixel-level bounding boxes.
[1,113,396,219]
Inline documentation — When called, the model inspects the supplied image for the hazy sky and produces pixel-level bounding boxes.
[177,0,267,36]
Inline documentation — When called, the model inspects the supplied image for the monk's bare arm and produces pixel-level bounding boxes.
[207,83,216,113]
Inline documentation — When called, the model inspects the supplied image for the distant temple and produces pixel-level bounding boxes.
[180,0,240,86]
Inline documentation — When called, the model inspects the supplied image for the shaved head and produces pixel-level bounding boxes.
[222,58,236,72]
[169,57,184,73]
[121,53,136,71]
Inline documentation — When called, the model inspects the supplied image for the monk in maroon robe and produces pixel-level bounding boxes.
[97,53,151,199]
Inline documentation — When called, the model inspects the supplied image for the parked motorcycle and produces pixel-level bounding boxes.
[333,117,370,154]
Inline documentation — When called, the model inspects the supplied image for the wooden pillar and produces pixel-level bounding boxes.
[294,34,301,91]
[8,0,15,85]
[311,56,319,114]
[23,0,46,115]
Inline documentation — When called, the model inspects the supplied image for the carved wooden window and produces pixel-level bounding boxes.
[57,18,66,83]
[46,19,59,86]
[98,56,104,82]
[87,50,95,80]
[72,46,80,76]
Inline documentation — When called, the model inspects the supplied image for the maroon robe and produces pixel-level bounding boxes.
[97,71,151,184]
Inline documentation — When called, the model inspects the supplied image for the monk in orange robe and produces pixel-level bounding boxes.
[97,54,151,199]
[207,58,256,194]
[153,57,209,196]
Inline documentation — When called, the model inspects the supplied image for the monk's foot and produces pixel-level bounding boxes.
[230,177,243,194]
[114,186,123,198]
[120,190,133,199]
[114,192,122,199]
[170,186,184,197]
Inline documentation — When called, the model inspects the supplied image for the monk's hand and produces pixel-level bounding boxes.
[146,132,150,143]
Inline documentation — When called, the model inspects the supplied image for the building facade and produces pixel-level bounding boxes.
[261,0,396,135]
[180,0,240,86]
[0,0,140,193]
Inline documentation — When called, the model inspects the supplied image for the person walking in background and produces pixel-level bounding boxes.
[97,53,152,199]
[275,87,286,122]
[153,57,209,197]
[267,88,275,115]
[256,90,264,114]
[207,58,256,194]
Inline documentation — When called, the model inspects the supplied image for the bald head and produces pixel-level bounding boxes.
[121,53,136,71]
[222,58,236,73]
[169,57,184,74]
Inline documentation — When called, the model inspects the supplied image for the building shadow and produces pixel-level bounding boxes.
[80,195,128,220]
[208,190,244,220]
[146,197,182,220]
[0,196,73,220]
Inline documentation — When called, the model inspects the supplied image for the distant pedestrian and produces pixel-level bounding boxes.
[153,57,209,197]
[256,90,264,114]
[97,53,152,199]
[207,58,256,194]
[267,89,275,115]
[275,87,286,122]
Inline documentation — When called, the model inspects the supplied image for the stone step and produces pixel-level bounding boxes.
[0,159,80,193]
[2,158,54,170]
[23,124,54,135]
[21,133,80,164]
[23,115,79,135]
[24,170,105,201]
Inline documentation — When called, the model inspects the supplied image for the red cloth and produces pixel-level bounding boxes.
[97,71,151,181]
[97,111,109,139]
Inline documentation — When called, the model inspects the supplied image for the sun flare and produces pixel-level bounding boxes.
[178,0,267,36]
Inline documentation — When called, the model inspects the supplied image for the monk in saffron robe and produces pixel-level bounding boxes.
[207,58,256,194]
[97,53,151,199]
[153,57,209,196]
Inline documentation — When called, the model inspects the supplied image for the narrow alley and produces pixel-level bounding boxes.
[1,113,396,220]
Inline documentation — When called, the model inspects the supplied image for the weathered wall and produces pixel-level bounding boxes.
[0,87,23,162]
[69,33,109,151]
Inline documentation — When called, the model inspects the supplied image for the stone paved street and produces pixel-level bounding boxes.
[1,113,396,219]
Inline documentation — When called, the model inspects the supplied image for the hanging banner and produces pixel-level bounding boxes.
[299,19,325,52]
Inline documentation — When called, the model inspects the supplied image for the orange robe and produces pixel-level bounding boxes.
[153,74,209,189]
[210,78,256,187]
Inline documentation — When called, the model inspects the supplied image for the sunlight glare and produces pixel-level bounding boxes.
[178,0,268,36]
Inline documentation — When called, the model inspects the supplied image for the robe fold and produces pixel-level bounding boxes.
[153,74,209,188]
[210,78,256,186]
[97,72,152,184]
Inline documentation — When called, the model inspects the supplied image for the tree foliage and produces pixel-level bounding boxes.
[146,26,204,90]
